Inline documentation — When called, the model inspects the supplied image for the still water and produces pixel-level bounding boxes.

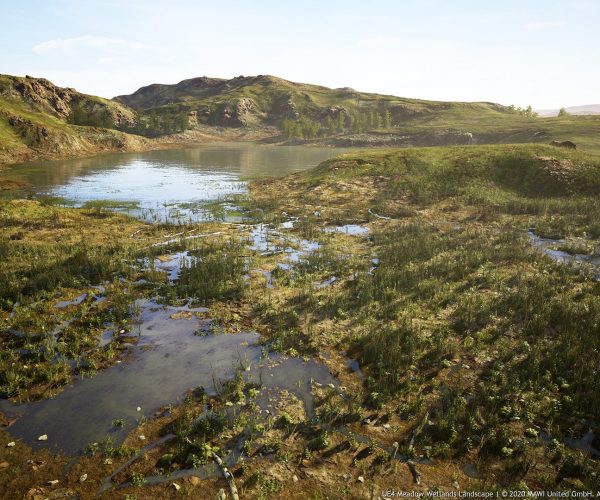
[1,142,354,221]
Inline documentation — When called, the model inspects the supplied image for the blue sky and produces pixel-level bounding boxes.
[1,0,598,108]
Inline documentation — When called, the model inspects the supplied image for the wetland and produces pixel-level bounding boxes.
[2,143,600,498]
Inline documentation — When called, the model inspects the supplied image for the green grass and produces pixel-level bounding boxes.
[0,199,181,400]
[249,143,600,488]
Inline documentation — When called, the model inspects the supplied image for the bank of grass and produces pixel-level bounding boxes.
[249,143,600,488]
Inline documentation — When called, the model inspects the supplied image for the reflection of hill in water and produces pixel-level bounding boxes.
[3,142,355,192]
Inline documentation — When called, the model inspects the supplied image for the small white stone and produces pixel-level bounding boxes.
[136,406,142,412]
[79,473,88,483]
[103,458,113,465]
[172,482,181,491]
[327,383,335,389]
[139,435,146,441]
[357,475,364,483]
[292,475,299,482]
[38,434,48,441]
[225,401,234,406]
[382,423,391,429]
[6,442,15,447]
[47,480,59,486]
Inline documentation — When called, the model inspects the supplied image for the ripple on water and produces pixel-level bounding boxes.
[0,297,340,455]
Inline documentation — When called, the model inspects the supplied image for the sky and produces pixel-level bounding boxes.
[1,0,598,109]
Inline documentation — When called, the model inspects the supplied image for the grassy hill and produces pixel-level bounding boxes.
[0,75,149,166]
[115,74,600,152]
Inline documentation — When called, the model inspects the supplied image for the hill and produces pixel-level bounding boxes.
[115,74,600,152]
[0,75,149,166]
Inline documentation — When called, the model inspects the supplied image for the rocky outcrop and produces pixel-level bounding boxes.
[215,98,260,127]
[11,76,75,118]
[1,75,137,129]
[550,140,577,149]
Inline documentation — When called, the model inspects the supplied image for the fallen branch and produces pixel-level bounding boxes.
[368,208,392,220]
[407,460,421,485]
[212,451,240,500]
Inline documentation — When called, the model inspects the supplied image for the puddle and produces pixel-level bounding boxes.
[563,429,600,457]
[540,426,600,458]
[253,269,275,289]
[368,257,380,274]
[323,224,370,236]
[315,276,337,289]
[462,462,482,479]
[347,358,365,381]
[249,223,320,268]
[98,329,114,348]
[0,299,260,454]
[528,230,600,279]
[0,293,340,455]
[153,252,196,281]
[55,293,88,309]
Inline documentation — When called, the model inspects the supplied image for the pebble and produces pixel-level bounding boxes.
[38,434,48,441]
[172,482,181,491]
[139,435,146,441]
[79,474,88,483]
[357,475,365,483]
[6,442,15,447]
[47,480,59,486]
[136,406,142,412]
[292,475,299,482]
[103,458,113,465]
[327,383,335,389]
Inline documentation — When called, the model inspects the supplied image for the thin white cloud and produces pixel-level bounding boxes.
[523,21,566,30]
[357,36,402,47]
[32,36,158,54]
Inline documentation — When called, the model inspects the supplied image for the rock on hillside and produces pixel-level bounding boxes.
[0,75,150,167]
[0,75,137,128]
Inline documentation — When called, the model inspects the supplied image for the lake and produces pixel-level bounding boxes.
[0,142,354,222]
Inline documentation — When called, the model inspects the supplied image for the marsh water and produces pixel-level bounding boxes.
[1,142,354,222]
[0,143,354,454]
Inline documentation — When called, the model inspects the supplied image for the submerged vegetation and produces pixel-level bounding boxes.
[2,143,600,497]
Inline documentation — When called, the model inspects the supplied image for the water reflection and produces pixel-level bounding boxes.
[0,142,354,222]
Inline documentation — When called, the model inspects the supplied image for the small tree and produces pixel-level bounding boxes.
[524,105,537,118]
[383,109,392,129]
[336,113,345,133]
[558,107,570,117]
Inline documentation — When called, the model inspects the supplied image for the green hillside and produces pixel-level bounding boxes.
[115,74,600,152]
[0,75,147,166]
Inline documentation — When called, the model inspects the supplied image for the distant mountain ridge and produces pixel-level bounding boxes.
[537,104,600,117]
